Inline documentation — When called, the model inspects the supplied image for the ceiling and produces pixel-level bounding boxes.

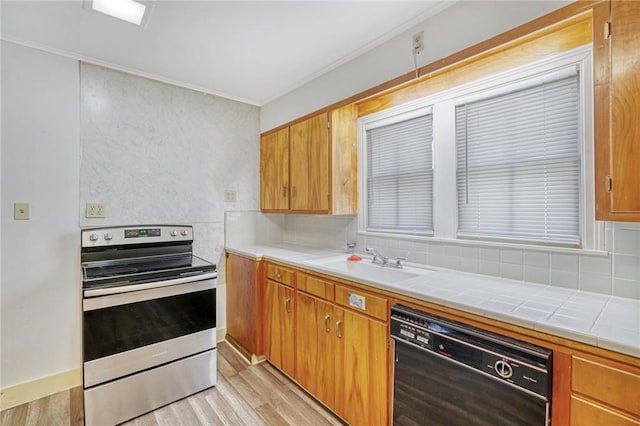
[1,1,454,106]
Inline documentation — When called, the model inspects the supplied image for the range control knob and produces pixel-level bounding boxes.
[495,360,513,379]
[170,230,178,237]
[104,232,113,241]
[89,233,99,242]
[181,230,189,236]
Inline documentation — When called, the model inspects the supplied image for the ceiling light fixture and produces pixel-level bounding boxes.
[91,0,147,26]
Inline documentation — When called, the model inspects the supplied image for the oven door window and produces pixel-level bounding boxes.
[83,289,215,361]
[393,340,548,426]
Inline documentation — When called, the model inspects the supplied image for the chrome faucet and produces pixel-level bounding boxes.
[366,247,389,266]
[366,247,406,268]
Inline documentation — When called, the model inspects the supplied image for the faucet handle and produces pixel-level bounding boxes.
[393,257,407,268]
[365,247,376,254]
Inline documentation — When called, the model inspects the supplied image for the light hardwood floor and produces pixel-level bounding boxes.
[1,341,344,426]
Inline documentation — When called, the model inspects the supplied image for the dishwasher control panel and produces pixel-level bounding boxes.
[391,304,552,398]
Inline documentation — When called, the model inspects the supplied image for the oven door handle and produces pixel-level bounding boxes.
[83,275,216,311]
[83,272,217,298]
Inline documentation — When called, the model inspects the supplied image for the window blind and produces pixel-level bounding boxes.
[366,113,433,233]
[455,73,581,244]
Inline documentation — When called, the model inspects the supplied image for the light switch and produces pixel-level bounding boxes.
[14,202,30,220]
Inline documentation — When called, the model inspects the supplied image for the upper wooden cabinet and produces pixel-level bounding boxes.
[260,127,290,211]
[260,105,358,214]
[595,1,640,221]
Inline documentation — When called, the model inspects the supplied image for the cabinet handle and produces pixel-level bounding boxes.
[335,320,342,338]
[285,298,291,313]
[291,186,297,198]
[324,314,330,332]
[273,272,281,279]
[282,186,287,197]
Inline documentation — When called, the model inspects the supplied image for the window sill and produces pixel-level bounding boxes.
[357,230,609,257]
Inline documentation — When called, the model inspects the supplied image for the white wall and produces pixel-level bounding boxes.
[1,41,81,389]
[1,43,261,399]
[79,63,260,337]
[260,0,570,131]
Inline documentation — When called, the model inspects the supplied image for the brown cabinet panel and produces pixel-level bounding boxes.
[260,127,290,211]
[335,284,388,321]
[295,292,335,409]
[572,356,640,418]
[225,253,263,356]
[263,279,295,377]
[595,1,640,220]
[297,273,334,301]
[571,396,639,426]
[265,263,295,287]
[333,306,388,426]
[330,104,358,215]
[290,113,330,212]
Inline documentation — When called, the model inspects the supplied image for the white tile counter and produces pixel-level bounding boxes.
[226,243,640,359]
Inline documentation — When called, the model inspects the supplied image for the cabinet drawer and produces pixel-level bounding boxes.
[570,395,639,426]
[572,356,640,417]
[335,285,387,321]
[265,263,295,287]
[297,273,334,301]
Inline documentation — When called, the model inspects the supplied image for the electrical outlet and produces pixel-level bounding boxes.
[14,202,30,220]
[224,190,237,203]
[86,202,106,218]
[412,31,424,55]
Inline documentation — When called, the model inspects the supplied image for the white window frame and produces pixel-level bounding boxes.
[359,105,434,236]
[357,45,604,252]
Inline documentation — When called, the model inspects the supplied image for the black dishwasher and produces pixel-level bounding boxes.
[390,305,552,426]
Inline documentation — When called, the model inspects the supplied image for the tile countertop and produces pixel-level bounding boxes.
[225,243,640,359]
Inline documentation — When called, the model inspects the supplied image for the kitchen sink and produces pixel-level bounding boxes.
[308,258,423,283]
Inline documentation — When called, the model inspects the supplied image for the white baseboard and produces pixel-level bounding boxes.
[216,327,227,343]
[0,368,82,410]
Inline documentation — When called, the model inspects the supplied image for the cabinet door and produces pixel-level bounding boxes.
[290,113,329,212]
[260,128,290,211]
[225,253,262,356]
[333,307,388,426]
[295,292,334,408]
[263,279,295,377]
[595,1,640,220]
[571,396,639,426]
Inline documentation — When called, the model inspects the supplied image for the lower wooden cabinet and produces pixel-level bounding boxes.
[570,355,640,425]
[333,306,388,426]
[571,396,639,426]
[263,278,295,377]
[296,292,335,408]
[294,272,389,426]
[225,253,262,357]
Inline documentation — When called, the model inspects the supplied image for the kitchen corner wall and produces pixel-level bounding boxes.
[1,45,260,400]
[79,63,260,340]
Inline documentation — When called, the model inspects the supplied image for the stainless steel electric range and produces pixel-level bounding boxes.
[81,225,217,425]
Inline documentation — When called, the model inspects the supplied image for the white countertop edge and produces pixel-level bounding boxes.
[225,244,639,359]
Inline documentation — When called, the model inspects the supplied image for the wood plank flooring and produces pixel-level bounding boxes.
[1,341,343,426]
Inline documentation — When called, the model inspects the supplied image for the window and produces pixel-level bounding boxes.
[455,73,581,245]
[364,109,433,234]
[358,46,597,249]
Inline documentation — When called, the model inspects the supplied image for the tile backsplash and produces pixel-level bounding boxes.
[227,212,640,300]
